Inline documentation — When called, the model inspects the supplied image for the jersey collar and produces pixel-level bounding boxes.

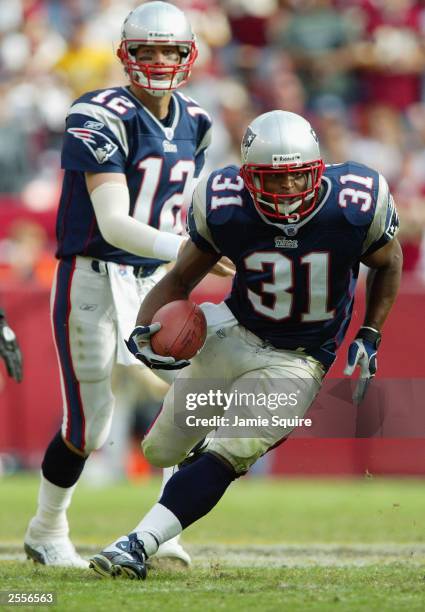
[121,87,180,141]
[252,175,332,234]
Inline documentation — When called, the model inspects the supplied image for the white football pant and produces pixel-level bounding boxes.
[51,256,168,454]
[143,302,325,474]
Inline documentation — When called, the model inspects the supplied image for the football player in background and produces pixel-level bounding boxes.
[90,109,402,580]
[24,1,232,568]
[0,308,22,383]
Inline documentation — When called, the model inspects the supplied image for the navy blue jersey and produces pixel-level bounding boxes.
[57,87,212,265]
[188,162,399,369]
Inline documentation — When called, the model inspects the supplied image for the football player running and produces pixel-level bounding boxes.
[24,1,232,569]
[90,109,402,580]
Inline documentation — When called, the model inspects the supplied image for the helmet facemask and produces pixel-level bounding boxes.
[240,110,324,223]
[241,160,325,222]
[118,39,198,97]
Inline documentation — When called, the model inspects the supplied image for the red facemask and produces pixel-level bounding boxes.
[240,160,325,221]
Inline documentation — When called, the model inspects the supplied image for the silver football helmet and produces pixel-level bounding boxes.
[240,110,324,221]
[118,1,198,97]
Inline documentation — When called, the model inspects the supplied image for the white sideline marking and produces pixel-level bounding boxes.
[192,544,425,567]
[3,543,425,567]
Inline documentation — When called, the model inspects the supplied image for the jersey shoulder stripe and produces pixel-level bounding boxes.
[67,102,129,157]
[188,175,220,253]
[176,91,211,120]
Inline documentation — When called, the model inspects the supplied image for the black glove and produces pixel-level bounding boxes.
[0,309,23,382]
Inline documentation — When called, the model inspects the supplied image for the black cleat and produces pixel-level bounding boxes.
[89,533,147,580]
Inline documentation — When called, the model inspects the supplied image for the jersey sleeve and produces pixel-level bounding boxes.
[61,101,129,173]
[187,176,221,254]
[362,173,400,256]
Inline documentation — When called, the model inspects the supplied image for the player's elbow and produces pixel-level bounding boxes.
[390,239,403,271]
[380,239,403,279]
[167,267,193,297]
[97,215,125,249]
[364,238,403,272]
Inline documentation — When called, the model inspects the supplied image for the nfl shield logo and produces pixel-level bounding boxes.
[283,225,298,237]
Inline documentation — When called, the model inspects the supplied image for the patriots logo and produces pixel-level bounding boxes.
[242,127,257,159]
[68,127,118,164]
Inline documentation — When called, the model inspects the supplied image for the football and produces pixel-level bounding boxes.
[151,300,207,360]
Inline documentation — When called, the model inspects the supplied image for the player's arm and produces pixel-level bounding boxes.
[357,176,402,331]
[86,172,233,275]
[126,176,229,369]
[344,175,402,403]
[64,105,184,262]
[344,238,402,404]
[136,239,220,326]
[86,172,185,262]
[360,237,403,331]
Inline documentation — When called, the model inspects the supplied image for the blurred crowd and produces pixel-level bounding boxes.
[1,0,425,282]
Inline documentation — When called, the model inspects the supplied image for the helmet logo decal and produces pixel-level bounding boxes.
[272,152,301,166]
[310,128,319,142]
[242,127,257,158]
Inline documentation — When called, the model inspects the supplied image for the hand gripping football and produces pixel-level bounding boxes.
[151,300,207,360]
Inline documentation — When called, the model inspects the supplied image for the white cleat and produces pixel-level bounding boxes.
[151,536,191,569]
[24,521,88,568]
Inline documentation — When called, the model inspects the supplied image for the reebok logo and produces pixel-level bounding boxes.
[274,236,298,249]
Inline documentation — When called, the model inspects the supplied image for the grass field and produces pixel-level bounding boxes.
[1,473,425,610]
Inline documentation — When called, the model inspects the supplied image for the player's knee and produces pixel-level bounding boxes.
[207,438,269,474]
[70,334,115,383]
[142,436,185,468]
[74,359,112,384]
[84,427,110,454]
[82,398,114,454]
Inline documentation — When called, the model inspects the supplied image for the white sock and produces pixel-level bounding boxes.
[132,503,182,556]
[29,473,76,539]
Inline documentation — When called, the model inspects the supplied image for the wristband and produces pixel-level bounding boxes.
[357,326,381,347]
[152,233,185,261]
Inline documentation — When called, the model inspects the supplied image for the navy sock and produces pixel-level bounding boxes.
[159,452,237,529]
[42,431,87,488]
